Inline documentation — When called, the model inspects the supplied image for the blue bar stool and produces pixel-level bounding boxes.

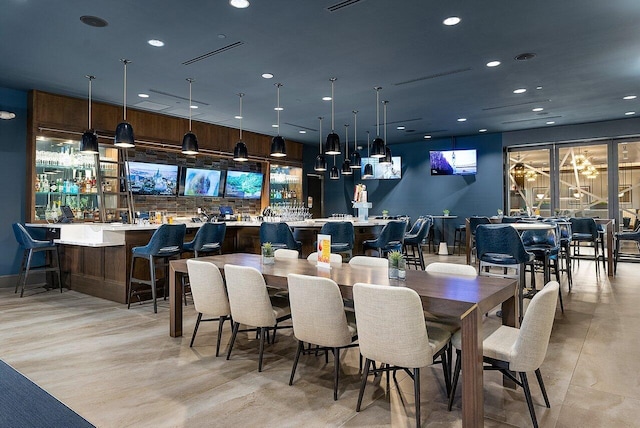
[259,222,302,252]
[403,217,432,270]
[128,224,186,313]
[12,223,62,297]
[319,221,354,260]
[362,220,407,257]
[181,222,226,305]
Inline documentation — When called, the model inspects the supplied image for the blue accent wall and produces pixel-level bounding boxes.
[0,88,28,275]
[307,133,504,246]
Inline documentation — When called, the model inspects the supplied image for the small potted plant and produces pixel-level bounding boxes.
[261,242,275,264]
[388,250,403,279]
[443,209,450,216]
[382,209,389,219]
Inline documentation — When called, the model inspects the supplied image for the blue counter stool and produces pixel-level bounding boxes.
[12,223,62,297]
[319,221,354,260]
[521,226,564,313]
[614,222,640,274]
[181,222,226,305]
[259,222,302,253]
[403,217,431,270]
[362,220,407,258]
[569,217,602,276]
[453,224,466,255]
[128,224,186,313]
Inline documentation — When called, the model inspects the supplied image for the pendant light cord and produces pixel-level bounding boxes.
[275,83,282,135]
[121,59,131,121]
[86,75,95,129]
[239,93,244,140]
[367,131,370,156]
[330,78,337,132]
[383,101,388,142]
[353,110,358,152]
[187,78,194,131]
[319,116,323,152]
[344,124,349,157]
[375,87,381,136]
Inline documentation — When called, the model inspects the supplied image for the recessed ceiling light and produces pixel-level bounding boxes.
[479,128,487,132]
[274,107,284,111]
[229,0,250,8]
[138,93,149,98]
[486,60,501,67]
[623,95,637,100]
[148,39,164,47]
[397,126,405,130]
[262,73,273,79]
[217,34,227,39]
[515,52,536,61]
[536,86,543,90]
[190,105,198,109]
[322,96,332,101]
[546,121,555,125]
[625,111,635,116]
[532,107,544,112]
[272,124,279,128]
[0,111,16,120]
[457,118,467,122]
[513,88,527,94]
[424,135,432,139]
[299,130,307,134]
[234,115,243,119]
[443,16,461,26]
[79,15,108,28]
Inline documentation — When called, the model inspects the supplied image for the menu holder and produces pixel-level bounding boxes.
[316,234,331,270]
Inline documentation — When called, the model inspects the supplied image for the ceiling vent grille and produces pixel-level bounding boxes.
[148,89,209,106]
[483,99,550,111]
[502,115,561,124]
[182,41,244,65]
[394,68,472,86]
[327,0,363,12]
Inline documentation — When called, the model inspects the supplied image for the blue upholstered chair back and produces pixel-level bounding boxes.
[190,222,226,252]
[476,224,530,264]
[320,221,354,249]
[373,220,407,248]
[500,216,521,224]
[407,217,425,235]
[469,216,491,235]
[569,217,598,240]
[12,223,50,249]
[135,224,186,257]
[404,217,431,245]
[521,227,559,250]
[259,222,298,249]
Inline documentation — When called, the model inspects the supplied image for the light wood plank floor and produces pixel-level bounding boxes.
[1,254,639,427]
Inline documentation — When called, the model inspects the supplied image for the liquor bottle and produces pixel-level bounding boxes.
[35,175,41,192]
[41,175,50,193]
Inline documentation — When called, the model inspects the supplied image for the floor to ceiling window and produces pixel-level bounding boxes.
[557,144,608,218]
[507,148,551,217]
[619,141,640,230]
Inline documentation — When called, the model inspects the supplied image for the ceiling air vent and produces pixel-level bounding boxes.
[327,0,363,12]
[182,41,244,65]
[148,89,209,106]
[394,68,472,86]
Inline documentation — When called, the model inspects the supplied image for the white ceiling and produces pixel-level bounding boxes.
[3,0,640,148]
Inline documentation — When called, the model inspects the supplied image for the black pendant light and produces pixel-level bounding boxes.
[325,78,341,155]
[314,116,327,171]
[341,124,352,175]
[80,75,99,154]
[233,93,248,161]
[330,156,340,179]
[363,131,374,178]
[270,83,286,157]
[114,59,135,148]
[379,101,392,165]
[181,78,199,155]
[371,86,386,158]
[350,110,361,169]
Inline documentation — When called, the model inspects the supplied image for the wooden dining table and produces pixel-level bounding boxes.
[168,253,517,428]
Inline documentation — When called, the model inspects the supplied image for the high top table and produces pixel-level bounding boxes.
[169,253,517,427]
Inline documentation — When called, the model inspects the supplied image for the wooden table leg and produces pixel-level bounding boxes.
[169,263,183,337]
[461,305,483,427]
[607,221,614,277]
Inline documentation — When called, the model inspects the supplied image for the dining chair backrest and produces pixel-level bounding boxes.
[384,220,408,245]
[406,216,432,243]
[510,281,559,372]
[476,224,530,264]
[348,256,388,267]
[186,259,231,317]
[12,223,37,248]
[274,248,299,259]
[287,274,353,347]
[223,264,276,327]
[190,222,226,253]
[500,216,521,224]
[353,282,432,368]
[319,221,354,250]
[469,216,491,236]
[521,227,559,250]
[569,217,598,240]
[408,217,425,235]
[142,224,186,256]
[425,262,477,276]
[259,222,299,249]
[307,252,343,263]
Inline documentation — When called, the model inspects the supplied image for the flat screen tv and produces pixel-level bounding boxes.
[127,161,178,195]
[180,167,222,197]
[224,170,263,199]
[359,157,402,180]
[429,149,477,175]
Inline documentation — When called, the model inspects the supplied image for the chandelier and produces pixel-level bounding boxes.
[524,170,537,181]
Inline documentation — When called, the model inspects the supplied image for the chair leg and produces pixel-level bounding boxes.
[520,372,539,428]
[440,346,451,397]
[181,274,188,306]
[190,312,202,348]
[53,247,62,292]
[15,250,27,294]
[289,341,304,386]
[333,347,340,401]
[614,236,620,275]
[149,256,158,313]
[356,358,372,412]
[535,368,551,408]
[216,316,227,357]
[127,256,135,309]
[413,367,421,428]
[258,327,266,372]
[417,244,425,270]
[226,322,240,361]
[20,249,35,298]
[448,349,462,411]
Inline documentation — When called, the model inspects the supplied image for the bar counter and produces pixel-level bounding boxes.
[27,219,389,303]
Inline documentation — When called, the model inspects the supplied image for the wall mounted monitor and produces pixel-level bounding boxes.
[180,167,222,197]
[224,170,263,199]
[359,157,402,180]
[429,149,477,175]
[127,161,178,195]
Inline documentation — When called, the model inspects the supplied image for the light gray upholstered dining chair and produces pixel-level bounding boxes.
[306,252,343,263]
[353,282,452,428]
[348,256,388,267]
[425,262,477,276]
[223,264,292,372]
[448,281,559,428]
[274,248,299,259]
[186,259,232,356]
[287,273,358,400]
